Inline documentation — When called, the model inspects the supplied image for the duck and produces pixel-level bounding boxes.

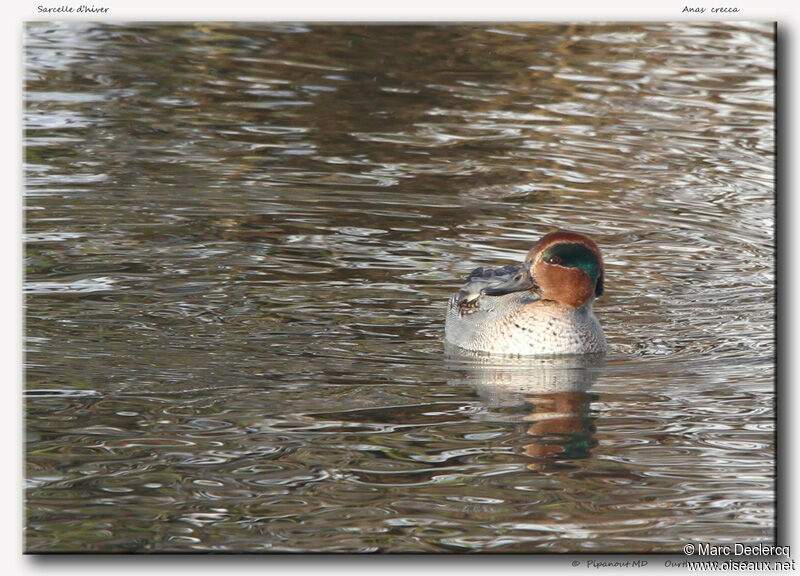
[445,230,606,356]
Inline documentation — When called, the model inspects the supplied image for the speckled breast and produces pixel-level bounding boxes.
[445,292,606,356]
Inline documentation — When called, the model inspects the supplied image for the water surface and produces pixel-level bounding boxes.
[24,22,775,552]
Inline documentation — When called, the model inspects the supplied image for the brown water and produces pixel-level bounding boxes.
[24,22,775,553]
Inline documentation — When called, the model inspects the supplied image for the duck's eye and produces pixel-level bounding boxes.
[546,255,562,265]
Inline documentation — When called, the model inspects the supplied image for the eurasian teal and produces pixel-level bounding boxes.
[445,231,606,356]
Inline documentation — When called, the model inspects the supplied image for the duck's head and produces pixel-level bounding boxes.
[482,231,604,309]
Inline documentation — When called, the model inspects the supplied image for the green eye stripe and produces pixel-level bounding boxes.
[542,243,600,278]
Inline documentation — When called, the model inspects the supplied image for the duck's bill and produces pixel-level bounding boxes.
[480,271,538,296]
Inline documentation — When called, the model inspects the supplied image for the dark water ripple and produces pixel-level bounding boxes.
[24,22,773,552]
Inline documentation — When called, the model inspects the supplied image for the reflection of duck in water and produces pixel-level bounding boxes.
[445,231,606,356]
[520,388,595,467]
[447,351,602,469]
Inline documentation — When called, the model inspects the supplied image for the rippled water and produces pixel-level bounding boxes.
[24,22,775,552]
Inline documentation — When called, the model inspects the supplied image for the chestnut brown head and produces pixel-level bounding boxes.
[481,231,604,309]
